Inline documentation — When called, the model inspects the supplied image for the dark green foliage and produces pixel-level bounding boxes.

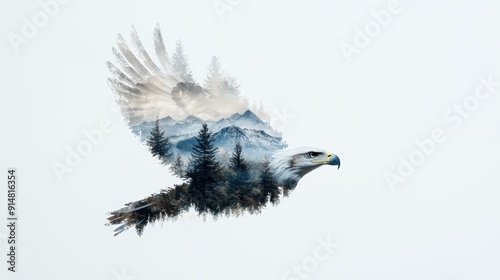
[259,158,280,205]
[185,123,224,214]
[226,143,255,208]
[229,143,250,183]
[146,118,173,163]
[280,178,299,197]
[108,124,290,236]
[170,153,186,178]
[107,183,191,237]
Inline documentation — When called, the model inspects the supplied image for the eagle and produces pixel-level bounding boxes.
[105,25,341,236]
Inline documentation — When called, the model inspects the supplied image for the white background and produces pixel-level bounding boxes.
[1,0,500,279]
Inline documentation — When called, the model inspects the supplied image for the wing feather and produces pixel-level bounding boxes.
[106,61,135,88]
[130,25,163,75]
[116,33,151,78]
[107,25,182,125]
[153,23,173,75]
[111,46,143,83]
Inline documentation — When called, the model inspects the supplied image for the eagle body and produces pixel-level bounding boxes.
[105,25,340,236]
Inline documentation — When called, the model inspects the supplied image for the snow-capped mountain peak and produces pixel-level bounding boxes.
[181,114,202,123]
[239,110,262,122]
[227,112,242,121]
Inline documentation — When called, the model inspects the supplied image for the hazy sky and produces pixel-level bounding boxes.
[1,0,500,280]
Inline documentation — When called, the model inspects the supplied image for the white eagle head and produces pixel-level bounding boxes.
[270,147,341,182]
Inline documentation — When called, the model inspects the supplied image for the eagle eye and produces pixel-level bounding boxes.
[306,152,318,158]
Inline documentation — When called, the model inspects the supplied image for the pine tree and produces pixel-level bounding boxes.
[280,178,299,198]
[185,123,224,214]
[170,153,186,178]
[226,143,252,207]
[171,40,194,82]
[204,56,223,95]
[228,143,250,186]
[258,158,280,205]
[222,74,240,94]
[146,118,173,163]
[229,143,248,173]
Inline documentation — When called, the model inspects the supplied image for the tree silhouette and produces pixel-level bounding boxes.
[169,153,186,178]
[259,158,280,205]
[185,123,224,214]
[108,182,191,237]
[229,143,249,181]
[204,56,223,95]
[171,40,194,82]
[222,75,240,94]
[227,143,253,205]
[280,178,299,198]
[146,118,173,163]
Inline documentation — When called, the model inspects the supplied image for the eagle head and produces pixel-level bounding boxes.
[270,147,341,182]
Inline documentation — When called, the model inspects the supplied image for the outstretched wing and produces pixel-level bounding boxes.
[107,25,285,164]
[107,24,193,125]
[105,25,340,236]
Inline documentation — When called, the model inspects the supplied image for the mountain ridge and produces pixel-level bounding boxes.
[130,109,285,161]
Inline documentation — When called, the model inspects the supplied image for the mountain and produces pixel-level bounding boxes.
[233,110,264,126]
[130,110,283,155]
[181,114,203,124]
[240,110,263,123]
[158,116,176,126]
[215,117,231,126]
[131,116,177,135]
[174,125,286,161]
[227,112,242,121]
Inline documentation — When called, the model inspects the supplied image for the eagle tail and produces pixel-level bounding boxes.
[106,183,190,236]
